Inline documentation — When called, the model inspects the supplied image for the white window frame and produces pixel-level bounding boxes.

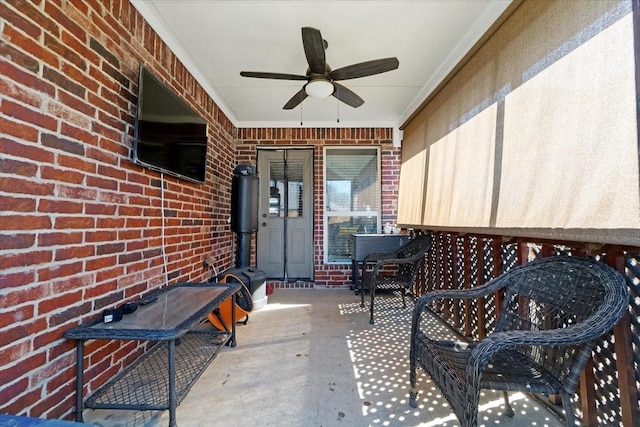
[323,146,381,264]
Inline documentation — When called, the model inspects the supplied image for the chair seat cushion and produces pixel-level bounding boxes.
[480,348,564,394]
[413,331,565,398]
[363,270,411,289]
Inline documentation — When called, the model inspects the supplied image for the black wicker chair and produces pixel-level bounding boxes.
[362,233,432,324]
[409,256,628,426]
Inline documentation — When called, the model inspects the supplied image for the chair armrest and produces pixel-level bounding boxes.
[363,234,433,274]
[363,250,400,264]
[477,326,595,355]
[363,250,406,276]
[413,277,509,314]
[474,294,626,354]
[370,257,414,275]
[369,249,428,275]
[376,256,415,265]
[411,276,510,336]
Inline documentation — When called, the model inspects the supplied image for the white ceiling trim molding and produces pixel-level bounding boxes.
[131,0,240,125]
[398,1,515,126]
[234,120,398,129]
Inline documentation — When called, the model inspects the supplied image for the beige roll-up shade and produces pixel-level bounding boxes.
[423,103,497,228]
[397,121,427,225]
[398,0,640,246]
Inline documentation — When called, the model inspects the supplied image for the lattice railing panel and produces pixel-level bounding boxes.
[481,238,497,334]
[502,243,518,272]
[592,332,622,425]
[468,236,480,338]
[626,254,640,414]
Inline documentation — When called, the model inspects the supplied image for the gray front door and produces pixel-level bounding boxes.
[257,149,313,280]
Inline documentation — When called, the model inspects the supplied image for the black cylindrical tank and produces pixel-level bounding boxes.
[230,165,258,233]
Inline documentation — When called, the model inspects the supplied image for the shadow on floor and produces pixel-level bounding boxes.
[82,289,564,427]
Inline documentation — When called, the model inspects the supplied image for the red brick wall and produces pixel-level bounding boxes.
[0,0,235,419]
[236,127,401,287]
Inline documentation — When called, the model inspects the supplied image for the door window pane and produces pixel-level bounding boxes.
[269,160,304,218]
[325,148,380,263]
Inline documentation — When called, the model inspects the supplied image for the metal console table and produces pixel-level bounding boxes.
[64,282,240,427]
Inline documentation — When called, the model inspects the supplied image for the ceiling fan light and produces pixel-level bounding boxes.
[305,80,334,98]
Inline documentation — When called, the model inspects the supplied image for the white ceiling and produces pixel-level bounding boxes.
[131,0,512,131]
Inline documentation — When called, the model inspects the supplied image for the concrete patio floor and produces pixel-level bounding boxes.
[82,288,565,427]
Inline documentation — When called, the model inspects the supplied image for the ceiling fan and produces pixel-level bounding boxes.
[240,27,399,110]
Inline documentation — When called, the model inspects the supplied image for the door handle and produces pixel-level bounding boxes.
[262,222,267,227]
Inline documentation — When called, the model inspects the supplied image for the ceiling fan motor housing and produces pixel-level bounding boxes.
[305,76,335,98]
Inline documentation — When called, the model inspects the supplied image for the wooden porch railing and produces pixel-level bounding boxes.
[412,231,640,427]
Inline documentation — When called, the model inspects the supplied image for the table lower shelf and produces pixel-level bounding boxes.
[86,329,230,411]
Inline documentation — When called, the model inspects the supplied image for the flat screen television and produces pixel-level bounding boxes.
[132,64,208,184]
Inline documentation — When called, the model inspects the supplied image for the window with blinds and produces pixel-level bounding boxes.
[324,147,380,263]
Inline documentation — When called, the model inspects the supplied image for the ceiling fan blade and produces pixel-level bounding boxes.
[332,83,364,108]
[330,57,399,81]
[283,89,308,110]
[302,27,326,75]
[240,71,308,81]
